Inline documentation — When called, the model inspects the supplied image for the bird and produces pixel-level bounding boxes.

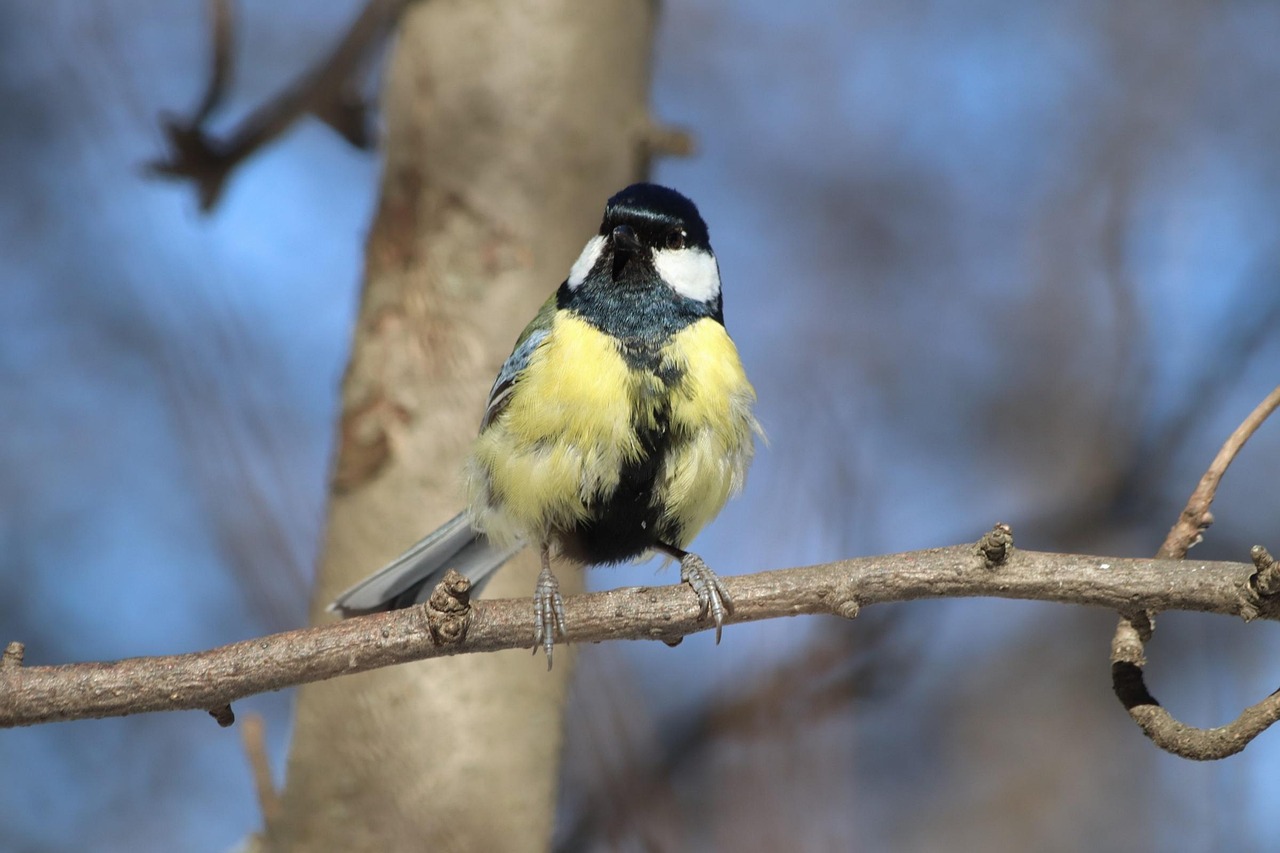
[329,183,762,666]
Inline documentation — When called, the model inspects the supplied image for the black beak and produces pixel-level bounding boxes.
[611,224,643,255]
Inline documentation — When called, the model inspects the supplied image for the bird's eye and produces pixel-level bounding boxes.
[665,228,687,251]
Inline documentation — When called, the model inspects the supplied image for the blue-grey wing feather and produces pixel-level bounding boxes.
[480,328,548,431]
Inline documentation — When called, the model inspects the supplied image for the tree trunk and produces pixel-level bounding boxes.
[267,2,655,849]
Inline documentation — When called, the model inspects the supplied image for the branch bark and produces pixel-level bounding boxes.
[4,541,1277,729]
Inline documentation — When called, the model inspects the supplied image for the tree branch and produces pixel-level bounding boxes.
[146,0,410,210]
[3,539,1278,729]
[1111,384,1280,760]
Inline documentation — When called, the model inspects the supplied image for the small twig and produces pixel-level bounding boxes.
[1158,384,1280,561]
[2,543,1275,730]
[241,714,282,830]
[196,0,234,124]
[147,0,410,210]
[1110,384,1280,759]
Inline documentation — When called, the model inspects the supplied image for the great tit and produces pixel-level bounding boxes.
[330,183,762,665]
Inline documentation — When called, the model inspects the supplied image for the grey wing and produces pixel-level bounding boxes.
[480,327,549,431]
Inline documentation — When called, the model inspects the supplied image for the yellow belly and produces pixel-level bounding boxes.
[466,312,759,554]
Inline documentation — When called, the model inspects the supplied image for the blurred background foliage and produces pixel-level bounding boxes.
[2,1,1279,850]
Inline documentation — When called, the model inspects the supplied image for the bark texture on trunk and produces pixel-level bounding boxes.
[267,2,655,849]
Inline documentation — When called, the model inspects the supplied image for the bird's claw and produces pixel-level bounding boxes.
[679,553,734,643]
[532,563,567,669]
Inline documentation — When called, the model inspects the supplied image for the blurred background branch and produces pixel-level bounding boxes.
[146,0,407,210]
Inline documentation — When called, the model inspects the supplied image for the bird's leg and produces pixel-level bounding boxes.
[656,542,735,643]
[532,543,567,669]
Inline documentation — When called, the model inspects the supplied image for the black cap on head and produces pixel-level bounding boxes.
[601,183,711,252]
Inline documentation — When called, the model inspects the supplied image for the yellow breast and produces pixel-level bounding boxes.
[656,319,760,545]
[466,312,760,551]
[466,313,645,544]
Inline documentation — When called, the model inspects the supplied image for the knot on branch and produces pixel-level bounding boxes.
[1110,613,1150,668]
[208,704,236,727]
[976,523,1014,568]
[426,569,472,644]
[1238,545,1280,622]
[1174,507,1216,552]
[2,642,24,670]
[648,627,684,648]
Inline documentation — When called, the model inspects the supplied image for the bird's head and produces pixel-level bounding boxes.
[565,183,721,307]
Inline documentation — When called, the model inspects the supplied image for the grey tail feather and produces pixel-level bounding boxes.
[327,512,524,617]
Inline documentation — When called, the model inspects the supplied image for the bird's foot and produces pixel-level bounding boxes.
[679,553,735,643]
[532,563,567,669]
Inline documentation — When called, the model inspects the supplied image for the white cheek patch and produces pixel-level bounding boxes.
[566,235,606,289]
[652,247,721,303]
